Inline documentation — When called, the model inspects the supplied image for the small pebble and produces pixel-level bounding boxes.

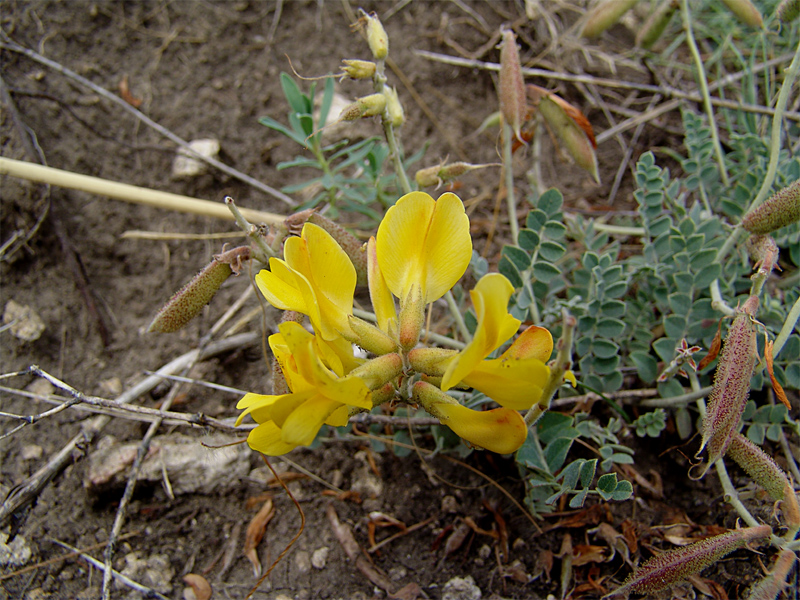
[294,550,311,574]
[311,547,329,569]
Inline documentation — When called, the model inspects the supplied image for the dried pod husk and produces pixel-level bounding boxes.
[606,525,772,598]
[725,432,790,500]
[148,259,234,333]
[529,85,600,183]
[305,212,368,286]
[777,0,800,22]
[581,0,639,39]
[745,549,798,600]
[383,85,404,128]
[694,296,759,479]
[636,0,679,49]
[499,28,527,143]
[415,162,496,188]
[721,0,764,27]
[746,234,780,274]
[339,93,387,121]
[340,59,377,80]
[742,180,800,235]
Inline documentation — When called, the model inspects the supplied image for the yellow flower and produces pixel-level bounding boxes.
[376,191,472,308]
[413,381,527,454]
[256,223,356,341]
[236,322,371,455]
[437,273,552,410]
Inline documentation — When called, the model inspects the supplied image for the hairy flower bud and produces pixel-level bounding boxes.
[340,59,377,81]
[499,28,527,143]
[746,234,780,274]
[581,0,638,39]
[349,353,403,390]
[721,0,764,27]
[363,12,389,60]
[339,93,387,121]
[694,295,759,479]
[606,525,772,597]
[383,86,404,128]
[725,432,790,500]
[777,0,800,22]
[148,247,251,333]
[347,316,398,356]
[742,180,800,235]
[636,0,679,49]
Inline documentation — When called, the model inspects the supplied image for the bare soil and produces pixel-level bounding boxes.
[0,2,793,600]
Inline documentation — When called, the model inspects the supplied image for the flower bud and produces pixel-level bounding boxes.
[499,28,527,143]
[725,432,790,500]
[721,0,764,27]
[339,93,387,121]
[398,285,425,352]
[415,162,494,188]
[364,12,389,60]
[581,0,638,39]
[745,234,779,274]
[408,347,458,376]
[777,0,800,22]
[694,296,759,479]
[148,249,249,333]
[349,353,403,390]
[636,0,679,49]
[340,59,377,80]
[382,86,404,128]
[607,525,771,597]
[347,316,398,356]
[742,180,800,235]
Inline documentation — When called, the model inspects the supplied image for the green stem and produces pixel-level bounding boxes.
[639,385,713,407]
[680,0,729,187]
[502,120,519,245]
[373,58,412,196]
[444,289,472,344]
[352,307,466,349]
[772,294,800,360]
[224,196,275,263]
[591,223,646,236]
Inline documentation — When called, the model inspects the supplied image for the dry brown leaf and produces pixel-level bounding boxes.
[183,573,212,600]
[118,74,142,108]
[572,544,609,567]
[765,340,791,408]
[243,496,275,578]
[698,319,724,370]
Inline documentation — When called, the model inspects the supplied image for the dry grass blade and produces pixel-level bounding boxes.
[244,496,275,578]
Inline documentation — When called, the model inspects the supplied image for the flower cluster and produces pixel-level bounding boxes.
[236,192,554,455]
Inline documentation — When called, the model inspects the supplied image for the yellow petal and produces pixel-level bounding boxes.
[280,394,342,446]
[377,191,471,304]
[501,325,553,362]
[367,236,397,333]
[235,393,279,425]
[302,223,357,319]
[325,405,350,427]
[247,420,298,456]
[463,358,550,410]
[435,403,527,454]
[255,262,304,312]
[441,273,520,391]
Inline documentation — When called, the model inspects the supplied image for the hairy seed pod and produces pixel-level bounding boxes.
[742,180,800,235]
[148,259,233,333]
[339,93,387,121]
[499,28,526,142]
[777,0,800,22]
[745,234,780,273]
[364,13,389,60]
[383,86,404,128]
[340,59,377,80]
[695,295,759,478]
[415,162,494,188]
[636,0,679,49]
[581,0,639,39]
[745,549,798,600]
[606,525,771,597]
[725,432,789,500]
[721,0,764,27]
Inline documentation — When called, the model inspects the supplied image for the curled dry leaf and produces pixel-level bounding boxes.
[119,74,143,108]
[183,573,212,600]
[244,496,275,578]
[765,340,790,408]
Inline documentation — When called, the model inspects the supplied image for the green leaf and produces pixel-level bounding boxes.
[673,272,694,292]
[317,76,335,133]
[544,220,567,239]
[560,460,583,491]
[668,292,692,316]
[258,115,309,146]
[601,300,626,319]
[664,314,687,339]
[515,435,548,471]
[592,339,620,359]
[694,263,722,288]
[595,318,626,338]
[545,437,575,473]
[518,228,540,251]
[503,246,531,271]
[580,459,598,488]
[597,473,618,495]
[538,413,577,443]
[499,256,523,288]
[630,351,658,383]
[610,480,633,501]
[280,72,309,113]
[526,209,548,231]
[533,261,561,283]
[539,241,566,262]
[537,188,564,216]
[569,489,589,508]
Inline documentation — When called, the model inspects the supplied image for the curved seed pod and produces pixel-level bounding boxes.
[742,180,800,235]
[725,432,789,500]
[745,549,798,600]
[605,525,772,598]
[499,28,526,143]
[636,0,679,49]
[721,0,764,27]
[148,258,234,333]
[694,295,759,479]
[777,0,800,22]
[581,0,639,39]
